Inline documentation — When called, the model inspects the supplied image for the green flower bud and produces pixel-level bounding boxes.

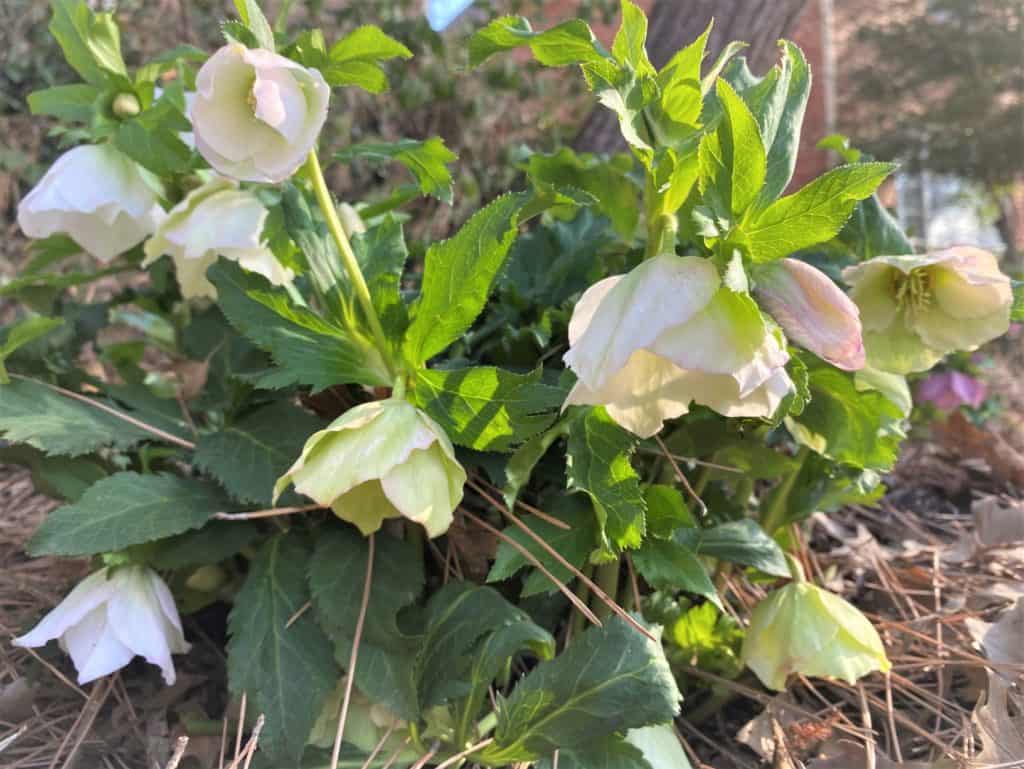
[112,92,141,118]
[741,581,890,691]
[275,398,466,538]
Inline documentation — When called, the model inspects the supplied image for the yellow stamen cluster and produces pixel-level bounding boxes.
[893,267,932,312]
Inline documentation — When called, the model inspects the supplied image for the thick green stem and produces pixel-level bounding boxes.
[592,559,620,621]
[568,565,594,641]
[760,446,809,536]
[306,150,393,374]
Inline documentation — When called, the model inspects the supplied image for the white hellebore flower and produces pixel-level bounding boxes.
[17,143,164,262]
[13,566,189,686]
[191,43,330,183]
[143,176,293,299]
[843,247,1012,374]
[753,258,865,371]
[275,398,466,538]
[563,254,793,438]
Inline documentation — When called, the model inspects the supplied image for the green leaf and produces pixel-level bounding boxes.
[351,217,410,343]
[699,80,766,218]
[232,0,274,51]
[336,138,457,203]
[0,378,150,456]
[49,0,127,86]
[27,84,99,122]
[0,445,106,502]
[412,366,563,452]
[675,520,789,577]
[502,420,570,508]
[208,260,391,390]
[838,194,914,259]
[612,0,654,75]
[487,496,598,597]
[149,521,262,569]
[469,16,606,68]
[0,317,64,383]
[1012,281,1024,323]
[586,63,657,155]
[535,737,652,769]
[228,535,336,765]
[113,100,195,177]
[403,193,529,365]
[737,162,896,263]
[786,357,904,471]
[566,407,646,552]
[479,616,680,764]
[29,473,231,556]
[632,539,719,608]
[194,401,326,506]
[325,26,412,93]
[644,485,695,539]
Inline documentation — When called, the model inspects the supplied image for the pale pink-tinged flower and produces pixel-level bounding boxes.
[754,258,865,371]
[916,370,987,411]
[13,566,189,685]
[191,44,329,183]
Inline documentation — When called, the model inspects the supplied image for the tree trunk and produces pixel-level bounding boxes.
[574,0,809,153]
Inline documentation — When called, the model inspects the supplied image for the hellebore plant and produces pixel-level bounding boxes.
[5,1,1019,767]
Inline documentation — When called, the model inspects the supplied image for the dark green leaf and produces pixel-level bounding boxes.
[838,194,914,259]
[644,485,695,539]
[149,521,262,569]
[632,539,719,607]
[535,737,652,769]
[227,535,336,765]
[336,138,457,203]
[0,317,64,383]
[675,520,789,577]
[566,407,646,551]
[29,473,231,556]
[754,41,812,204]
[351,217,410,343]
[27,84,99,122]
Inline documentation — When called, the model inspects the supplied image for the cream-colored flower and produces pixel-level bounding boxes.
[13,566,189,685]
[754,258,865,371]
[143,176,292,299]
[843,247,1012,374]
[191,43,330,183]
[275,398,465,538]
[17,143,164,262]
[563,254,793,438]
[741,581,890,691]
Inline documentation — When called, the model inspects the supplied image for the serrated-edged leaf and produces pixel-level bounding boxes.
[227,535,336,765]
[100,381,194,444]
[232,0,274,50]
[309,526,423,649]
[632,538,720,608]
[208,260,390,390]
[338,637,420,721]
[675,520,789,577]
[27,83,99,122]
[0,445,106,502]
[480,615,680,764]
[0,379,150,456]
[336,137,456,203]
[412,366,563,452]
[756,41,811,204]
[194,401,325,506]
[502,421,569,508]
[566,407,646,551]
[0,317,64,383]
[535,737,653,769]
[114,100,195,177]
[403,192,529,364]
[644,485,695,539]
[487,496,597,597]
[29,472,231,556]
[738,162,896,263]
[469,15,606,68]
[702,79,766,218]
[324,25,411,93]
[352,216,410,343]
[612,0,654,75]
[49,0,127,86]
[149,521,262,569]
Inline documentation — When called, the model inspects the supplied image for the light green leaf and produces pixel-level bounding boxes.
[0,317,64,383]
[480,616,680,764]
[194,401,326,507]
[700,79,766,218]
[27,84,99,122]
[403,193,529,365]
[469,16,606,68]
[336,138,457,203]
[643,485,695,539]
[412,366,563,452]
[29,473,231,556]
[208,260,391,390]
[351,217,410,343]
[738,162,896,263]
[49,0,127,86]
[675,520,789,577]
[232,0,274,51]
[632,539,720,608]
[228,535,336,765]
[612,0,654,75]
[566,407,646,551]
[535,738,652,769]
[753,41,812,204]
[325,26,412,93]
[0,378,150,456]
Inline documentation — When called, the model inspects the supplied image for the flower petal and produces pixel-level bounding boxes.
[332,480,400,536]
[64,606,135,685]
[13,569,117,649]
[381,446,459,538]
[107,568,179,685]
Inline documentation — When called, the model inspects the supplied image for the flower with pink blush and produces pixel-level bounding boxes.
[916,370,987,411]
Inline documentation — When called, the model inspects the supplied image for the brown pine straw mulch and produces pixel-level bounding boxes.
[2,348,1024,768]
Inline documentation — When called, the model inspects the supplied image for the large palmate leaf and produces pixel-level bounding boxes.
[194,401,326,506]
[403,193,529,365]
[0,379,150,456]
[336,138,457,203]
[208,260,390,390]
[566,407,646,551]
[479,616,680,764]
[228,535,336,765]
[29,473,231,556]
[412,366,563,452]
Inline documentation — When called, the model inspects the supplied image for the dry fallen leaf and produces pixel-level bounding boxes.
[808,740,955,769]
[970,673,1024,766]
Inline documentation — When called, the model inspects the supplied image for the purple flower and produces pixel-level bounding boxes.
[916,370,987,411]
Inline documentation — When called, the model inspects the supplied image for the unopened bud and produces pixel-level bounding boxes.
[112,92,141,119]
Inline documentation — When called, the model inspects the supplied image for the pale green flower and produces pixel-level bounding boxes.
[741,581,891,691]
[843,247,1012,374]
[143,176,292,299]
[563,254,792,438]
[275,398,465,538]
